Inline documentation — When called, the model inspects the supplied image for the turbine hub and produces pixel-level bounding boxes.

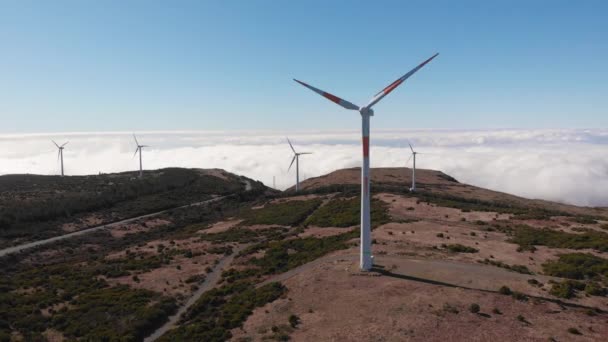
[359,107,374,116]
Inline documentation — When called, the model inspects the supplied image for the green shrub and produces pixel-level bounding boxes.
[498,286,512,295]
[160,281,286,341]
[584,282,606,296]
[479,259,533,274]
[510,227,608,252]
[288,314,300,328]
[549,280,585,299]
[304,197,390,228]
[445,244,478,253]
[542,253,608,280]
[240,199,322,226]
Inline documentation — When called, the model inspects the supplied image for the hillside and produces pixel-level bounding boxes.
[0,167,607,341]
[292,167,608,218]
[0,168,263,249]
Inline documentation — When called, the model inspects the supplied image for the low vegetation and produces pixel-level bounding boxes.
[0,168,250,248]
[159,281,286,341]
[225,229,357,283]
[509,226,608,252]
[549,280,586,299]
[304,197,390,228]
[0,264,176,340]
[240,199,322,226]
[478,259,533,274]
[542,253,608,280]
[443,244,478,253]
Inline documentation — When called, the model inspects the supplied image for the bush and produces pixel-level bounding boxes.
[304,197,390,228]
[584,282,606,296]
[160,281,286,341]
[542,253,608,280]
[567,327,581,335]
[479,259,533,275]
[445,244,478,253]
[240,199,322,226]
[498,286,512,295]
[469,303,480,313]
[288,314,300,328]
[549,280,585,299]
[510,226,608,252]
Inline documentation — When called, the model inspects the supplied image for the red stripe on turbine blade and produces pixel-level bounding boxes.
[323,92,341,104]
[383,79,404,95]
[362,136,370,157]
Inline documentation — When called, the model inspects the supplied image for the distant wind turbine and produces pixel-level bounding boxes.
[294,53,438,271]
[52,140,69,177]
[287,137,312,192]
[407,141,420,192]
[133,134,149,178]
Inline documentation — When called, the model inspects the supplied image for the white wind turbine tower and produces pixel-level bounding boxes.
[294,53,438,271]
[52,140,69,177]
[287,137,312,192]
[407,142,420,192]
[133,134,149,178]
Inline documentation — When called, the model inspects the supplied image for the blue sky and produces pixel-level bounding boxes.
[1,0,607,132]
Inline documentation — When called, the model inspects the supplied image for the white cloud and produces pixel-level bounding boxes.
[1,129,607,207]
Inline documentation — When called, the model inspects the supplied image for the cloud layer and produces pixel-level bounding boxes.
[1,129,607,207]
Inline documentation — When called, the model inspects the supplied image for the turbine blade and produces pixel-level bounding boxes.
[57,150,61,161]
[52,140,59,148]
[366,53,439,109]
[406,154,413,165]
[61,141,69,147]
[408,141,414,153]
[133,134,139,146]
[299,152,313,155]
[288,155,296,172]
[287,137,296,154]
[293,79,359,110]
[133,147,139,158]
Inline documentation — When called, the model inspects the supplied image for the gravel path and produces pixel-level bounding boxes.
[143,245,246,341]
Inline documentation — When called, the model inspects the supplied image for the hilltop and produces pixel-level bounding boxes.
[0,167,607,341]
[0,168,264,249]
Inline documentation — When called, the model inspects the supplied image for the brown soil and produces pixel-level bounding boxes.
[107,253,218,296]
[202,219,243,234]
[232,256,608,342]
[296,167,608,219]
[109,218,171,238]
[61,214,104,232]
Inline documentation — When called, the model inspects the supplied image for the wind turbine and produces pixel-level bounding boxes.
[133,134,149,178]
[294,53,438,271]
[407,142,419,192]
[52,140,69,177]
[287,137,312,192]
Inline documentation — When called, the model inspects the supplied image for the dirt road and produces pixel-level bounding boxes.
[143,244,246,341]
